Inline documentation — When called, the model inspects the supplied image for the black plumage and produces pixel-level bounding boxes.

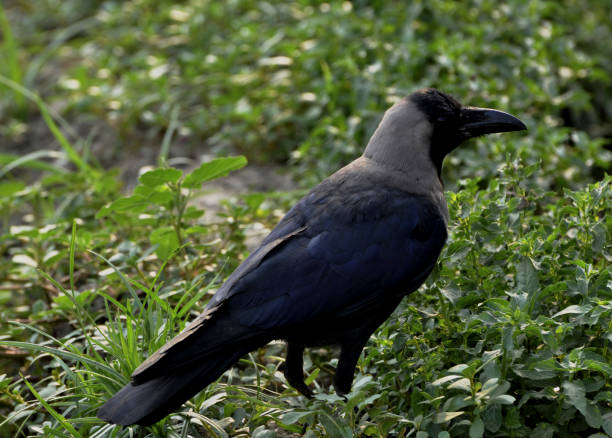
[98,88,526,426]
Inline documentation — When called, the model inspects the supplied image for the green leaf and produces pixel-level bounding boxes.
[447,364,470,374]
[318,411,353,438]
[95,204,112,219]
[553,304,592,318]
[445,394,474,411]
[139,168,182,187]
[243,192,266,211]
[594,392,612,404]
[477,378,500,399]
[252,426,276,438]
[304,367,320,385]
[185,225,209,235]
[282,411,311,425]
[106,194,150,213]
[582,403,602,429]
[434,411,465,423]
[448,378,472,392]
[469,416,484,438]
[440,287,462,305]
[483,404,502,432]
[12,254,37,267]
[432,374,464,386]
[134,184,174,204]
[489,394,515,405]
[602,412,612,436]
[563,381,601,428]
[584,360,612,376]
[516,257,539,294]
[183,156,247,188]
[0,180,25,196]
[150,226,180,260]
[531,423,555,438]
[591,222,606,253]
[149,189,174,205]
[183,205,205,219]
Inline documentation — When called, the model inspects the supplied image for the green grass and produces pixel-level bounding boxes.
[0,4,24,111]
[0,1,611,437]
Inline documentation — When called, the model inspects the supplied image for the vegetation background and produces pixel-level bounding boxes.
[0,0,610,437]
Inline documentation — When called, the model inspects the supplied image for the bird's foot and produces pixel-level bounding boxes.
[333,374,352,401]
[282,362,313,398]
[283,342,313,398]
[283,367,313,397]
[291,379,314,399]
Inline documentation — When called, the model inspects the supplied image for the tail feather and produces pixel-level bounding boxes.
[97,350,244,426]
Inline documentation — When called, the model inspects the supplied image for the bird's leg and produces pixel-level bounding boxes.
[284,342,313,398]
[333,337,369,395]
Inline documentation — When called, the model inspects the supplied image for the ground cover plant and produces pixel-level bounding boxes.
[0,1,611,437]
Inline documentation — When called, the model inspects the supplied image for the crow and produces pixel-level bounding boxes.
[98,88,526,426]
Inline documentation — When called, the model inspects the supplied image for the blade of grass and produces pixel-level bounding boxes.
[36,269,89,332]
[85,423,119,438]
[176,282,213,320]
[34,267,133,371]
[1,339,125,382]
[0,75,90,173]
[70,220,77,292]
[22,375,84,438]
[100,297,140,372]
[180,411,229,438]
[158,105,180,166]
[88,249,142,310]
[175,272,217,319]
[128,277,172,316]
[0,4,24,109]
[0,150,67,178]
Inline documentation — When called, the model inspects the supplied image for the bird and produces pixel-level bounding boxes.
[98,88,526,426]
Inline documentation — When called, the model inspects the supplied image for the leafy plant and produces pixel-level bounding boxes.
[97,156,247,260]
[1,1,611,437]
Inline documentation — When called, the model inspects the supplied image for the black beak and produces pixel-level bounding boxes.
[460,107,527,139]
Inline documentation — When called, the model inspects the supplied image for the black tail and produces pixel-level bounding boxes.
[97,349,245,426]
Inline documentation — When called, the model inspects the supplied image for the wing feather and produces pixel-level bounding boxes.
[131,183,446,378]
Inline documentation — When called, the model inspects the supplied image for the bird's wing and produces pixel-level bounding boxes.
[131,212,306,380]
[132,184,446,380]
[222,186,447,329]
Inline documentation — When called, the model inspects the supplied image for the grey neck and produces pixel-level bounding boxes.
[363,100,442,194]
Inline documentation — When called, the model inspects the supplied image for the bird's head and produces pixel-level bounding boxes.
[364,88,527,177]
